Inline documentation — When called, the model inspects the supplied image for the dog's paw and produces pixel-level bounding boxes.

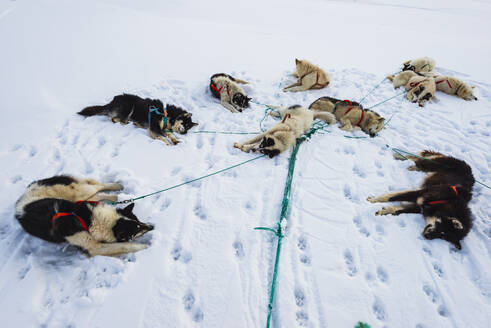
[387,75,394,81]
[407,165,420,171]
[393,152,407,161]
[233,142,241,149]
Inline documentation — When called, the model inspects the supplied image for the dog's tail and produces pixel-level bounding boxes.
[78,105,107,116]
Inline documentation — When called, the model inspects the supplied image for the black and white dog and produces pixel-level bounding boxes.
[15,175,154,257]
[368,151,474,250]
[210,73,251,113]
[79,94,198,145]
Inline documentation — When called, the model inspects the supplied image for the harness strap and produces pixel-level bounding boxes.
[210,83,223,97]
[344,106,364,127]
[52,212,90,232]
[436,79,452,89]
[333,99,353,115]
[148,106,168,129]
[427,185,459,206]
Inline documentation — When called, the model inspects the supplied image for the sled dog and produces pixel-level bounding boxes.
[79,94,197,145]
[233,105,335,157]
[367,151,474,250]
[405,76,436,107]
[15,175,154,257]
[434,76,477,101]
[308,96,385,137]
[283,59,330,92]
[402,57,436,73]
[209,73,251,113]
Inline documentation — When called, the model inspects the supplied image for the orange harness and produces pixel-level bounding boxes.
[427,186,459,205]
[339,100,364,127]
[210,83,230,98]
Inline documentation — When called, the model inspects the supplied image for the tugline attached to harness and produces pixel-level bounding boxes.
[148,105,168,129]
[51,200,99,232]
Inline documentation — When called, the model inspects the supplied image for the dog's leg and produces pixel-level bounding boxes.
[89,193,118,202]
[149,130,172,146]
[367,189,423,203]
[111,117,122,124]
[221,100,240,113]
[66,232,149,257]
[339,118,355,131]
[284,72,318,92]
[313,111,336,125]
[375,203,421,216]
[234,132,267,152]
[283,81,302,92]
[165,132,179,145]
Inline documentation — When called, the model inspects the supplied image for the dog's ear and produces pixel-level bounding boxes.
[124,203,135,213]
[184,113,192,117]
[295,58,300,64]
[268,149,280,158]
[192,122,199,126]
[378,118,385,122]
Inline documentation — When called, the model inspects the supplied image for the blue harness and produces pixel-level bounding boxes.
[148,106,168,129]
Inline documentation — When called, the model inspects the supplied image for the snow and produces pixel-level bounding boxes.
[0,0,490,327]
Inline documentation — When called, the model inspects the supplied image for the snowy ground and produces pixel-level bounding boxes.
[0,0,490,327]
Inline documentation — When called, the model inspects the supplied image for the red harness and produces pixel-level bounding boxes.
[427,185,459,205]
[210,83,230,98]
[436,79,452,89]
[343,100,364,127]
[51,200,99,232]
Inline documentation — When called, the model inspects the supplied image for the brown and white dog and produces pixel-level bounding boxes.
[402,57,436,73]
[15,175,154,257]
[210,73,251,113]
[308,96,385,137]
[283,59,330,92]
[233,105,335,157]
[367,151,474,250]
[434,76,477,100]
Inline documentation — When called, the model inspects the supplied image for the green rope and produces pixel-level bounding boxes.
[355,322,371,328]
[359,77,387,105]
[107,154,266,205]
[255,123,326,328]
[366,91,406,110]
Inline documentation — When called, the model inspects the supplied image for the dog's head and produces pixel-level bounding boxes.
[402,61,415,72]
[363,111,385,138]
[422,216,466,250]
[457,84,478,101]
[166,105,198,134]
[232,93,251,109]
[112,203,154,242]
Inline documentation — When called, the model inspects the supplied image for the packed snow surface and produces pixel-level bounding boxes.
[0,0,490,327]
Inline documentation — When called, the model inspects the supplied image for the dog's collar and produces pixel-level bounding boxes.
[436,79,452,89]
[148,106,168,129]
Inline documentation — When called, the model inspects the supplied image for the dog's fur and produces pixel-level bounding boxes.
[388,72,435,107]
[15,175,154,257]
[434,76,477,101]
[283,59,330,92]
[367,151,474,250]
[233,105,335,157]
[78,94,198,145]
[308,96,385,137]
[210,73,251,113]
[402,57,436,73]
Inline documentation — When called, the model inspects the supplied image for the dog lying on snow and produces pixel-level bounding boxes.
[387,71,436,107]
[283,59,330,92]
[308,96,385,137]
[367,151,474,250]
[210,73,251,113]
[233,105,335,157]
[434,75,477,101]
[79,94,198,145]
[15,175,154,257]
[402,57,436,73]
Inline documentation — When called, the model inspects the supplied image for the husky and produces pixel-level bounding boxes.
[434,76,477,100]
[233,105,335,157]
[209,73,251,113]
[79,94,198,145]
[308,96,385,137]
[367,151,474,250]
[402,57,436,73]
[283,59,330,92]
[15,175,154,257]
[387,70,420,88]
[405,76,436,107]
